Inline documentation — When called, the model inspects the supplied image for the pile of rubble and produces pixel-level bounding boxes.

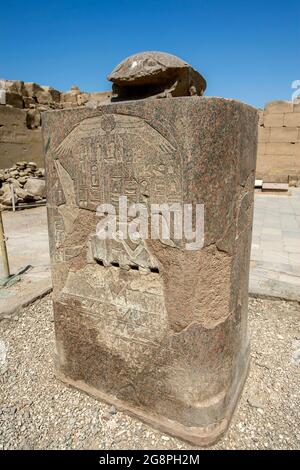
[0,162,46,209]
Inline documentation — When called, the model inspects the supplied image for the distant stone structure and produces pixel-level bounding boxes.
[0,79,111,169]
[1,76,299,185]
[257,99,300,184]
[0,105,44,168]
[44,53,257,445]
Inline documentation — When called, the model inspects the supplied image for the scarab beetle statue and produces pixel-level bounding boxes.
[108,51,206,101]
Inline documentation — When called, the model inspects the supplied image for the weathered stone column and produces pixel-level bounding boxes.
[43,94,257,445]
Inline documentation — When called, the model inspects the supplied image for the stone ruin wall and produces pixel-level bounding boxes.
[0,79,111,168]
[257,100,300,184]
[1,79,300,184]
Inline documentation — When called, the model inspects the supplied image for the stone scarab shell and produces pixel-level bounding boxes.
[108,51,206,101]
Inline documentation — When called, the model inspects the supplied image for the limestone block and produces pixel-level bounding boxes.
[77,93,90,106]
[265,100,293,114]
[0,183,14,206]
[24,178,46,197]
[257,142,266,155]
[26,108,41,129]
[256,154,298,179]
[3,80,26,95]
[258,109,264,126]
[0,106,44,168]
[43,96,257,446]
[23,97,36,108]
[288,173,300,186]
[60,92,78,106]
[257,172,289,183]
[283,113,300,127]
[0,90,6,105]
[256,152,297,182]
[7,177,21,187]
[293,99,300,112]
[41,86,61,103]
[258,127,270,143]
[269,127,298,143]
[265,142,296,155]
[255,170,264,180]
[14,186,35,202]
[88,91,112,103]
[24,82,44,98]
[0,105,26,128]
[263,113,284,127]
[262,182,289,191]
[36,90,54,105]
[70,85,81,94]
[5,92,23,108]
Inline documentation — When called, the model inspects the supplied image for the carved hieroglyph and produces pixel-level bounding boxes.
[43,97,258,445]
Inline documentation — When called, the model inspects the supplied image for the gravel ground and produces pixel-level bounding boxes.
[0,295,299,450]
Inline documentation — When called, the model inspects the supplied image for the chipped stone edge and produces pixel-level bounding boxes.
[55,352,250,447]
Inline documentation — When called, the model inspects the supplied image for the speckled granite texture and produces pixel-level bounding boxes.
[43,97,258,445]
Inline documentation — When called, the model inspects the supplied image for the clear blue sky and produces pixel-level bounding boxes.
[1,0,299,108]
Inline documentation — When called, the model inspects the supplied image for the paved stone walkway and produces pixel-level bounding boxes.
[0,207,51,318]
[0,189,299,317]
[250,188,300,301]
[1,206,49,275]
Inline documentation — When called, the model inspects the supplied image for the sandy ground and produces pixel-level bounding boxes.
[0,295,299,450]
